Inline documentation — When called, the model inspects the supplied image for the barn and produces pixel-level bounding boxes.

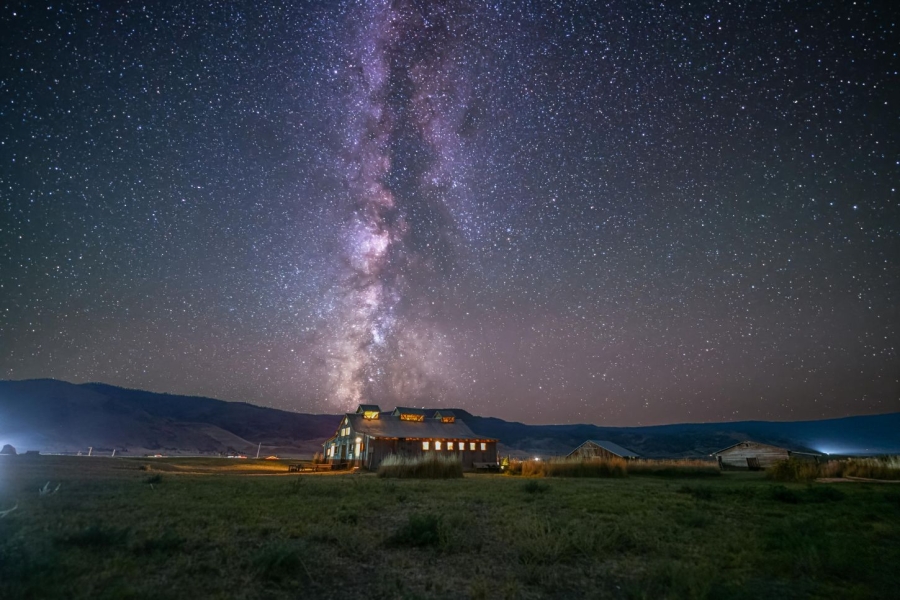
[713,441,821,470]
[324,405,498,470]
[567,440,640,460]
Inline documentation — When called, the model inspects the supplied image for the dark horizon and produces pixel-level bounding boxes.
[2,1,898,426]
[3,377,897,430]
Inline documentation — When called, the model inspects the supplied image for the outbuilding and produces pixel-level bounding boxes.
[713,441,820,470]
[566,440,640,460]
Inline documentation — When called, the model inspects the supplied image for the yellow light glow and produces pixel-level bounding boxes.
[400,414,424,422]
[363,411,379,419]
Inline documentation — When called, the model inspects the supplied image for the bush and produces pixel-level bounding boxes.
[522,480,549,494]
[841,456,900,480]
[770,485,801,504]
[677,485,714,501]
[767,458,821,483]
[387,514,441,547]
[377,454,463,479]
[628,459,721,478]
[57,524,129,549]
[252,542,306,581]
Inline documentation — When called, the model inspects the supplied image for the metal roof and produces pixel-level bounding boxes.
[570,440,641,459]
[345,413,494,441]
[391,406,427,416]
[356,404,382,414]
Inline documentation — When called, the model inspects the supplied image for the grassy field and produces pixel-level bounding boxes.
[1,456,898,599]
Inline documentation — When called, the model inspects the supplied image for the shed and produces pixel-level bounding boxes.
[567,440,641,460]
[713,441,820,470]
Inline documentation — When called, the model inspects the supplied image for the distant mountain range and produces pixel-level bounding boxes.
[1,379,897,457]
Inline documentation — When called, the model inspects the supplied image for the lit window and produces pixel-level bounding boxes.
[435,441,442,451]
[422,441,430,451]
[481,442,486,451]
[400,413,424,422]
[448,441,454,450]
[470,442,476,451]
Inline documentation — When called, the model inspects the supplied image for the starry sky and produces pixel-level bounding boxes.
[1,0,898,426]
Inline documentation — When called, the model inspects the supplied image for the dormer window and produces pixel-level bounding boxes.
[393,407,426,422]
[356,404,381,419]
[433,410,455,423]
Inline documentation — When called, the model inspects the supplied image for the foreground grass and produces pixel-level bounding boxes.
[1,456,898,599]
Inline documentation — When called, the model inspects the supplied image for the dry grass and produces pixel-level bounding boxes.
[770,456,900,482]
[376,454,464,479]
[2,455,898,599]
[507,457,718,478]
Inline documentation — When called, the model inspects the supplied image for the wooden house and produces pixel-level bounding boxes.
[713,441,821,470]
[566,440,640,460]
[324,405,498,470]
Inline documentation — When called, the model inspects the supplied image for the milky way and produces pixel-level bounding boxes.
[0,1,897,424]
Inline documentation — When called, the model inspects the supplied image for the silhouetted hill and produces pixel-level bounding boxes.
[0,379,339,456]
[452,411,900,457]
[1,379,897,457]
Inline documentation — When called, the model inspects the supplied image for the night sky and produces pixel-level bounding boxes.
[1,1,898,425]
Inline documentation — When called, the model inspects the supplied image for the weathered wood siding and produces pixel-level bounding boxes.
[716,442,789,469]
[363,439,497,470]
[570,443,622,461]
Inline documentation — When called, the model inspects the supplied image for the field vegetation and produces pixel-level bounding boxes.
[506,457,719,479]
[377,454,464,479]
[768,456,900,483]
[1,455,898,599]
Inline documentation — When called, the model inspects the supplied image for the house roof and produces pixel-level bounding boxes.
[345,413,494,441]
[569,440,641,459]
[392,406,427,417]
[433,410,456,418]
[356,404,382,414]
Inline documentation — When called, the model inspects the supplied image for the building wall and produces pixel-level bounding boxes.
[569,443,623,461]
[717,442,790,469]
[363,438,497,470]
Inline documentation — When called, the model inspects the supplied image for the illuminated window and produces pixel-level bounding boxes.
[435,441,442,451]
[400,413,424,422]
[441,416,455,423]
[480,442,486,451]
[422,441,430,451]
[363,411,379,420]
[447,441,454,450]
[470,442,476,451]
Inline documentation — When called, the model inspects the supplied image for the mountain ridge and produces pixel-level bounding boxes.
[1,379,897,457]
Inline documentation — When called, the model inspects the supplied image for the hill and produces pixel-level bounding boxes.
[1,379,897,457]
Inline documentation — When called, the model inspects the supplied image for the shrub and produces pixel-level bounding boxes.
[513,458,628,478]
[252,542,306,581]
[770,485,801,504]
[387,513,441,547]
[677,485,714,501]
[57,524,129,549]
[841,456,900,480]
[377,454,463,479]
[628,459,721,478]
[522,480,549,494]
[767,458,820,483]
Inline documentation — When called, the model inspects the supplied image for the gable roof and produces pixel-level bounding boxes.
[713,440,822,456]
[392,406,427,417]
[569,440,641,459]
[356,404,382,414]
[345,413,494,441]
